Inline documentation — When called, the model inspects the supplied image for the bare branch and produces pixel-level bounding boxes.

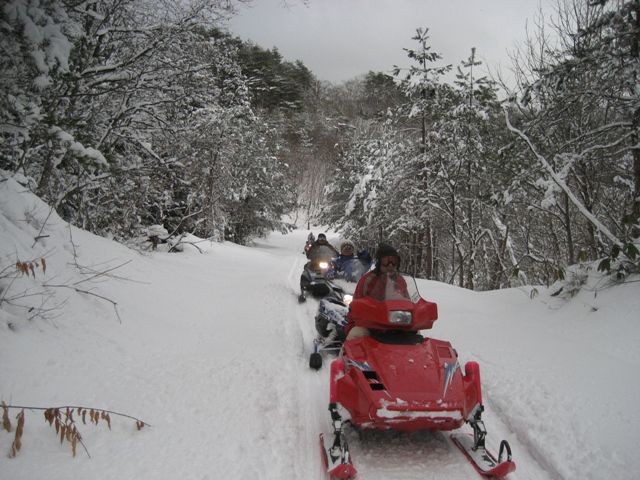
[504,106,623,248]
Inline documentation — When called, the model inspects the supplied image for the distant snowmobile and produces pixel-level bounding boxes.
[299,244,338,302]
[319,273,516,479]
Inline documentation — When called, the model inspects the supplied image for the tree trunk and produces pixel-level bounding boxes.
[633,142,640,238]
[562,192,575,264]
[424,224,433,279]
[36,154,56,198]
[414,231,423,277]
[630,0,640,237]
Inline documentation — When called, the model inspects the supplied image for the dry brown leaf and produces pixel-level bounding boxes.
[28,263,35,277]
[11,437,22,457]
[41,257,47,273]
[81,410,87,425]
[60,425,66,444]
[105,413,111,430]
[55,418,60,434]
[45,408,55,426]
[2,403,11,432]
[16,411,24,436]
[13,411,24,453]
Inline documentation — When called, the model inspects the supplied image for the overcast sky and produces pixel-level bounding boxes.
[225,0,549,87]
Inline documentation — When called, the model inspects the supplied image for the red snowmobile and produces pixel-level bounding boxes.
[320,273,516,479]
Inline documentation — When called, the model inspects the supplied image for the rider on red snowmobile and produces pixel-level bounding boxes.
[320,243,516,479]
[346,243,408,340]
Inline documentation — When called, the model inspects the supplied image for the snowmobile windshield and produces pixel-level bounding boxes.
[363,273,420,303]
[349,273,436,331]
[309,245,336,263]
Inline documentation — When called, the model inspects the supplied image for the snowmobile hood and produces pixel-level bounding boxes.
[344,336,465,409]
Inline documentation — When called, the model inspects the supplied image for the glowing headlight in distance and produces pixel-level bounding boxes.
[388,310,412,325]
[343,294,353,306]
[319,261,329,270]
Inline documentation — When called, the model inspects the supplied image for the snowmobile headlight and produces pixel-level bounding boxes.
[343,294,353,306]
[388,310,412,325]
[318,261,329,270]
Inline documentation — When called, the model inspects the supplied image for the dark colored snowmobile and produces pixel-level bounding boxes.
[309,285,350,369]
[309,256,372,368]
[319,273,516,479]
[298,245,338,302]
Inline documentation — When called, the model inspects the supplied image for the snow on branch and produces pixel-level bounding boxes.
[4,0,73,87]
[80,42,157,78]
[48,127,107,166]
[503,107,623,248]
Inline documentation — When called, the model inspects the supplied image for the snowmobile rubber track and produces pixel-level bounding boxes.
[451,433,516,478]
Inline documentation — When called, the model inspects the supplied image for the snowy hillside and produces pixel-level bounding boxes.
[1,174,639,480]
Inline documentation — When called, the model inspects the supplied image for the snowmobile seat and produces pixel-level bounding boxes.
[369,330,424,345]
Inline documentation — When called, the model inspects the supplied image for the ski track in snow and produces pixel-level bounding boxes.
[473,359,564,480]
[285,248,327,479]
[280,233,482,480]
[246,243,530,479]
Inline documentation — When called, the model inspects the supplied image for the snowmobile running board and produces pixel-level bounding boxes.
[451,433,516,478]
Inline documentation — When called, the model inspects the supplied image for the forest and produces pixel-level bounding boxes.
[1,0,639,290]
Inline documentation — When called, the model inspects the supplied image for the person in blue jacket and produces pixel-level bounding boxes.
[332,240,371,281]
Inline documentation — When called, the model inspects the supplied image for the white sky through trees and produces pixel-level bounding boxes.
[226,0,549,86]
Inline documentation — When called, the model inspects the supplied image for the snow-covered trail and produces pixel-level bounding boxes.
[0,210,540,480]
[253,231,331,479]
[1,224,329,479]
[258,230,552,480]
[254,231,490,480]
[3,176,639,479]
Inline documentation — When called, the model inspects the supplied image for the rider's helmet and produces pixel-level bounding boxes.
[317,233,328,244]
[375,243,400,273]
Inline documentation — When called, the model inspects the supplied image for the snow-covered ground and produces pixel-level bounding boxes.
[1,174,639,479]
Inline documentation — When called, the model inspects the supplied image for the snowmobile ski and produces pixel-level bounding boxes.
[319,433,357,480]
[451,433,516,478]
